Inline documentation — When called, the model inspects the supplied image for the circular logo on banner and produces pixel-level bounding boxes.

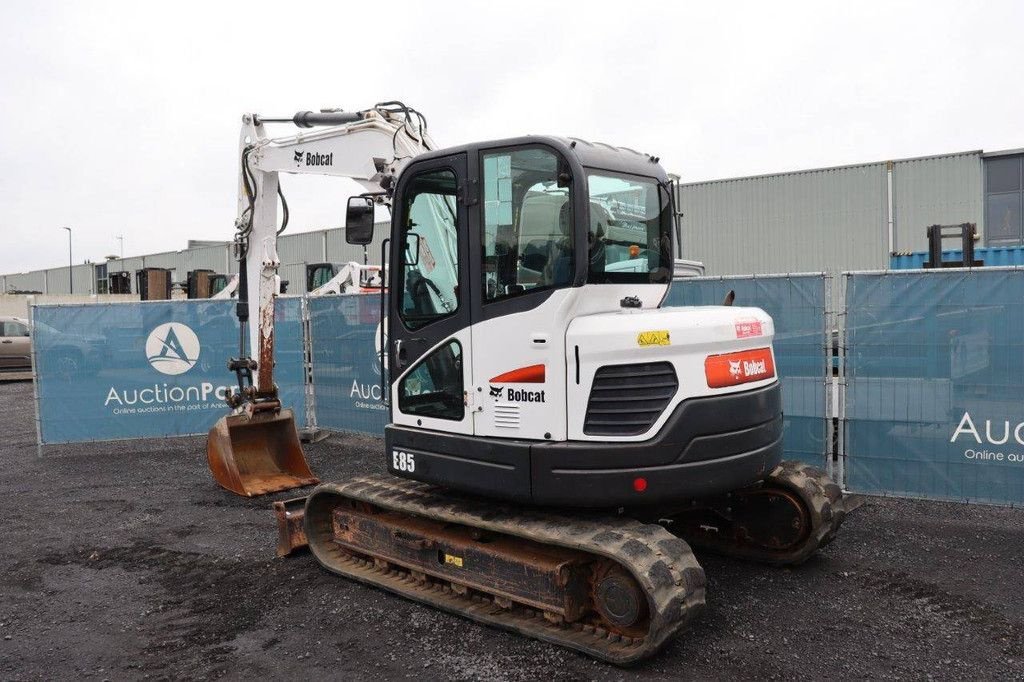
[145,322,200,375]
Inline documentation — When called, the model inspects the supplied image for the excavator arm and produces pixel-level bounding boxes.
[207,102,434,497]
[234,103,435,399]
[308,262,384,296]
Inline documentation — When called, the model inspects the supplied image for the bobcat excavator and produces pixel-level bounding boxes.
[207,102,846,664]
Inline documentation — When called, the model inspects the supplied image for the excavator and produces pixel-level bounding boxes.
[307,261,384,296]
[206,102,846,664]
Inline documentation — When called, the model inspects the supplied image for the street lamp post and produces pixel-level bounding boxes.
[61,226,72,294]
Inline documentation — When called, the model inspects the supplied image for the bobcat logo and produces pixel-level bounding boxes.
[293,150,304,163]
[729,360,742,378]
[489,385,503,398]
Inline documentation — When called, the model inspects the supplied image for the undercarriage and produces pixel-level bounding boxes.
[287,460,845,665]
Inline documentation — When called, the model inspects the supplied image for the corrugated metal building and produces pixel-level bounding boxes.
[2,224,387,295]
[678,147,1021,276]
[8,145,1024,293]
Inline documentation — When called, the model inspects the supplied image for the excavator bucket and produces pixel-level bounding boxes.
[206,408,319,497]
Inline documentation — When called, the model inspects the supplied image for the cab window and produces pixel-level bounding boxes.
[398,169,460,330]
[482,148,574,301]
[398,340,464,421]
[587,172,672,284]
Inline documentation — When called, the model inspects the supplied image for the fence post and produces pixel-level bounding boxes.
[30,303,43,458]
[836,272,849,491]
[298,295,327,444]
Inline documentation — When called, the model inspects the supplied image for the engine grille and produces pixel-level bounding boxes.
[583,362,679,436]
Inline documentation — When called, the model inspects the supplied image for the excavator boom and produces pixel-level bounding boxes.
[207,103,434,497]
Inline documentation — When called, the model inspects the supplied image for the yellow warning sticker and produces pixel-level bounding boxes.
[637,330,671,347]
[443,553,464,568]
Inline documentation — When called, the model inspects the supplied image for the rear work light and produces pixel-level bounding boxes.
[704,347,775,388]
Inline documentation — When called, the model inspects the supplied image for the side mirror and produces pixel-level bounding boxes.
[405,233,420,266]
[345,196,375,245]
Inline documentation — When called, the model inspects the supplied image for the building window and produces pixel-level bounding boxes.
[94,263,108,294]
[984,155,1023,244]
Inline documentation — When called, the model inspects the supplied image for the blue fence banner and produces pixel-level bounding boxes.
[33,299,305,445]
[274,296,307,425]
[665,274,830,468]
[308,294,388,436]
[844,269,1024,505]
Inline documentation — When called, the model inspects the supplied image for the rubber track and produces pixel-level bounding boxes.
[681,460,847,566]
[304,474,706,665]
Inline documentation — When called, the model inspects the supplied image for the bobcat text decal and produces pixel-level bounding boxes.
[705,347,775,388]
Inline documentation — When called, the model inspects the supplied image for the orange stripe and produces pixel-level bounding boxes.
[490,364,546,384]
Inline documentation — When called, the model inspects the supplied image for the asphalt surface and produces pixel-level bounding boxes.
[1,379,1022,681]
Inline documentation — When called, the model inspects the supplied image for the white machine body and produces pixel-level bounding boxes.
[229,107,778,459]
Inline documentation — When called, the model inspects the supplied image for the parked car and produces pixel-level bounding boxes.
[0,316,31,372]
[29,319,109,381]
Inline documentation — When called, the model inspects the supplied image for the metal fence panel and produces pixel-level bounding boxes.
[33,299,304,444]
[844,269,1024,505]
[307,294,387,435]
[273,296,308,427]
[665,274,830,467]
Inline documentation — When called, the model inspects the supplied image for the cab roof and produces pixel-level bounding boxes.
[414,135,669,182]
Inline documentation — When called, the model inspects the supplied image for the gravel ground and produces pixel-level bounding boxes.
[1,379,1022,681]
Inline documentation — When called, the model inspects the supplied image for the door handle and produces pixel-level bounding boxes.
[396,338,427,369]
[1,340,11,344]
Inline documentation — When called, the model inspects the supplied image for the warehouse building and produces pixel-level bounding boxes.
[1,225,388,296]
[679,146,1024,276]
[5,146,1023,294]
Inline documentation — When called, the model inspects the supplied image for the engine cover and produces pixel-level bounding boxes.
[565,305,776,442]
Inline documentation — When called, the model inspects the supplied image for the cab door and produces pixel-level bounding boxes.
[468,145,580,441]
[388,154,474,435]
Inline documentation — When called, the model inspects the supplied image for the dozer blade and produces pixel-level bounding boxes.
[206,408,319,497]
[273,496,309,557]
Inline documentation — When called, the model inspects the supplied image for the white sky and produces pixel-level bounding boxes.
[2,1,1022,273]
